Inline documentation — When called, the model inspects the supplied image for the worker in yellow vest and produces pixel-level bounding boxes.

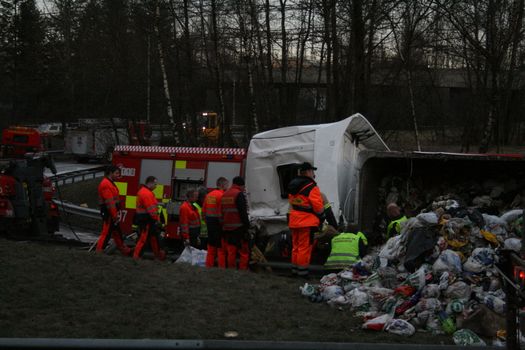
[325,225,368,270]
[193,186,208,249]
[386,203,408,240]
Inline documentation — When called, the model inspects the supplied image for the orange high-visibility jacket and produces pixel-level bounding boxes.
[98,177,121,220]
[202,189,224,219]
[179,200,200,239]
[221,185,248,231]
[287,176,324,228]
[136,185,159,221]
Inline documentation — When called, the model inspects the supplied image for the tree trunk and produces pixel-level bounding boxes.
[154,2,177,143]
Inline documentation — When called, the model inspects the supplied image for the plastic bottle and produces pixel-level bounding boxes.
[438,311,456,335]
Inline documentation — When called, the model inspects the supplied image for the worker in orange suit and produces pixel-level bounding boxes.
[203,176,229,268]
[179,189,201,248]
[221,176,250,270]
[287,162,324,278]
[133,176,166,260]
[96,165,132,256]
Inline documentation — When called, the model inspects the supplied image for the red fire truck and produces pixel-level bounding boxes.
[111,145,246,237]
[1,126,46,158]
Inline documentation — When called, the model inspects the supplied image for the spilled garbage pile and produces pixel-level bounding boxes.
[300,176,524,345]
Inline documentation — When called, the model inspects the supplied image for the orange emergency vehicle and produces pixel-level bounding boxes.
[111,145,246,237]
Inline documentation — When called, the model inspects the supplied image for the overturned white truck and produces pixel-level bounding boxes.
[247,114,525,244]
[246,113,390,237]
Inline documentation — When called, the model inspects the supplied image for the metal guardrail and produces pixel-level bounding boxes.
[53,200,100,220]
[50,166,105,186]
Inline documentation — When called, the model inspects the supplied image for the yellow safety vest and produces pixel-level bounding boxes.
[386,216,408,239]
[193,202,207,237]
[325,232,367,270]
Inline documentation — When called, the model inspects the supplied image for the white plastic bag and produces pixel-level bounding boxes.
[347,288,369,309]
[483,214,508,235]
[500,209,523,224]
[464,248,494,273]
[422,284,440,298]
[385,319,416,336]
[432,250,462,275]
[445,281,471,300]
[379,235,404,262]
[176,246,206,267]
[321,285,344,301]
[504,238,522,252]
[362,314,392,331]
[416,212,439,225]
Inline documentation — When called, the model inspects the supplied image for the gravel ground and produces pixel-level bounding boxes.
[0,238,453,344]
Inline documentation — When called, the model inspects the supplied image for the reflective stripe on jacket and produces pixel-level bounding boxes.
[136,186,159,221]
[324,232,368,269]
[386,216,408,239]
[193,202,207,236]
[221,185,243,231]
[179,200,200,239]
[98,177,120,219]
[287,177,324,229]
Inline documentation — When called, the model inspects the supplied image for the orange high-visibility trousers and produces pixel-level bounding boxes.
[291,227,313,276]
[205,221,225,268]
[205,245,226,268]
[133,224,166,260]
[96,218,131,255]
[224,239,249,270]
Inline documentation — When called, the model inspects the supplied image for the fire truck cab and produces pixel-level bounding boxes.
[112,145,246,237]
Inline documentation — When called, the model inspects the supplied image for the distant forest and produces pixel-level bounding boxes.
[1,0,525,151]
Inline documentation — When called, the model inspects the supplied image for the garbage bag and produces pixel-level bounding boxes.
[176,246,207,266]
[347,288,369,309]
[321,285,344,301]
[299,283,316,297]
[415,298,442,313]
[320,273,339,286]
[385,319,416,336]
[453,329,486,346]
[327,295,351,307]
[422,284,440,298]
[432,250,462,275]
[482,214,507,235]
[379,234,404,263]
[416,212,439,225]
[377,266,398,289]
[464,248,494,273]
[362,314,392,331]
[439,272,450,290]
[403,226,438,272]
[500,209,523,224]
[483,295,506,314]
[504,238,522,252]
[445,299,465,314]
[445,281,471,300]
[405,265,428,290]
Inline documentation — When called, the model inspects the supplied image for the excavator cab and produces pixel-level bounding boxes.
[198,112,219,144]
